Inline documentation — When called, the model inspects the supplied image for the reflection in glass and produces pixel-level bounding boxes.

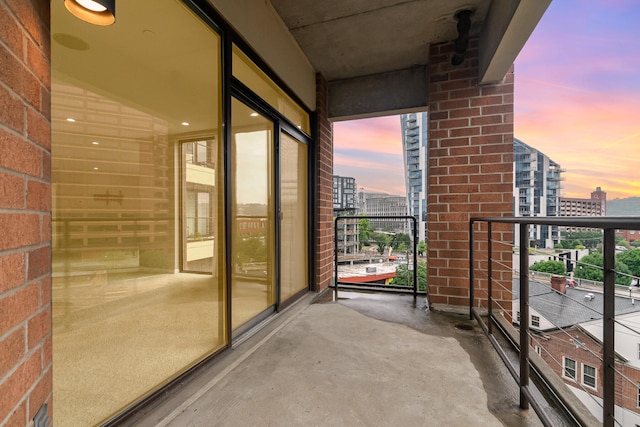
[232,45,310,134]
[183,139,218,272]
[231,99,275,329]
[51,0,225,425]
[280,132,309,301]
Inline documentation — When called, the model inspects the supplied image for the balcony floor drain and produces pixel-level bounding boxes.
[454,323,474,331]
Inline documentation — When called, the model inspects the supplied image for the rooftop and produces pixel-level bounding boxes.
[513,278,640,330]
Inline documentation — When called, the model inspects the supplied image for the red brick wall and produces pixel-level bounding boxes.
[427,39,514,310]
[539,327,640,413]
[314,73,334,291]
[0,0,52,424]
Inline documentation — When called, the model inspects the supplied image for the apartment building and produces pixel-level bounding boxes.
[357,191,410,235]
[400,112,428,242]
[514,138,563,248]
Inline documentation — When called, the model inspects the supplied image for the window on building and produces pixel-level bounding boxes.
[582,364,597,389]
[637,383,640,408]
[562,357,577,380]
[531,315,540,327]
[534,345,541,355]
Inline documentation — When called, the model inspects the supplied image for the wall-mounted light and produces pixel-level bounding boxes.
[64,0,115,26]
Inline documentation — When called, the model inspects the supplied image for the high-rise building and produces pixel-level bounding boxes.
[357,190,409,234]
[514,138,563,248]
[560,187,606,217]
[333,175,357,211]
[560,187,606,234]
[333,175,359,254]
[400,112,428,242]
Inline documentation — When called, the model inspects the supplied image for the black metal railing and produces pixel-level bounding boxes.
[334,215,419,300]
[470,216,640,427]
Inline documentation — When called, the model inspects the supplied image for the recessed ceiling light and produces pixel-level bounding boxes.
[93,167,99,170]
[66,118,76,122]
[91,141,99,145]
[250,113,259,117]
[64,0,115,26]
[181,122,190,126]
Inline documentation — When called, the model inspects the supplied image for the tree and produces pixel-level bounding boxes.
[618,248,640,278]
[235,237,266,265]
[530,260,566,275]
[574,252,632,286]
[391,233,411,250]
[358,216,373,248]
[392,261,427,291]
[417,240,426,256]
[562,231,602,249]
[373,233,390,255]
[397,242,408,253]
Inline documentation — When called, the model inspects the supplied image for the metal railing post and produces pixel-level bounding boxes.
[413,217,417,298]
[334,217,339,301]
[469,220,474,320]
[519,222,530,410]
[487,221,493,334]
[603,228,615,427]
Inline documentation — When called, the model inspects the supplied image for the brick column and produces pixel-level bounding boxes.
[427,39,513,311]
[314,73,334,291]
[0,0,52,425]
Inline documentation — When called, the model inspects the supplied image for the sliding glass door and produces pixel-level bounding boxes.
[231,99,276,330]
[279,132,308,302]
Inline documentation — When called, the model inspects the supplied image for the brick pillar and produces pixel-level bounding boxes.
[427,39,513,311]
[0,0,52,425]
[314,73,334,291]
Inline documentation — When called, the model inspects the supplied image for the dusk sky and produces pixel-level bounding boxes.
[334,0,640,201]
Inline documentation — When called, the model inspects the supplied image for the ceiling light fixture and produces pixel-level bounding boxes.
[64,0,116,26]
[181,122,190,126]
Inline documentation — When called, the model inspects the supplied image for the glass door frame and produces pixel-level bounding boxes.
[229,81,311,333]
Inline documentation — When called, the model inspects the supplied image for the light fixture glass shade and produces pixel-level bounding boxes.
[64,0,115,26]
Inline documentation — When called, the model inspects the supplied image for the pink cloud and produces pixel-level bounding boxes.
[334,116,403,155]
[515,76,640,199]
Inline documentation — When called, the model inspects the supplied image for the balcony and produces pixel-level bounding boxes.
[471,216,640,427]
[119,216,640,427]
[129,290,544,426]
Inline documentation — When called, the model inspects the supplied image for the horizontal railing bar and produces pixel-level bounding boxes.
[472,216,640,229]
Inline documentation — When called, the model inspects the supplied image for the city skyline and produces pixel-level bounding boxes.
[334,0,640,201]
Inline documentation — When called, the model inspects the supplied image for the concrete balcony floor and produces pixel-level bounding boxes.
[128,291,543,427]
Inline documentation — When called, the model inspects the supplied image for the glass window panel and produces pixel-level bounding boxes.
[280,132,308,301]
[231,99,276,329]
[51,1,225,425]
[232,45,310,134]
[563,357,576,380]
